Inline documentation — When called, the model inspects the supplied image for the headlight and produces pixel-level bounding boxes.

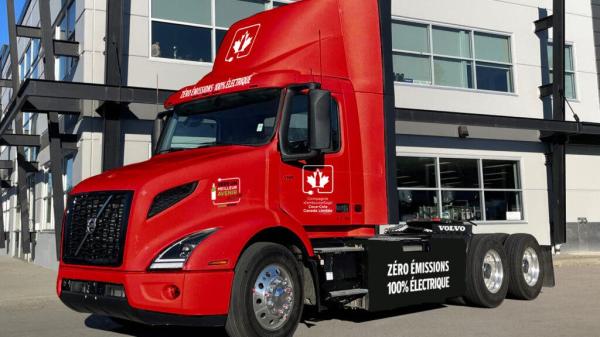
[149,228,217,270]
[147,181,198,218]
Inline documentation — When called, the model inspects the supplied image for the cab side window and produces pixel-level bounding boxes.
[284,94,341,155]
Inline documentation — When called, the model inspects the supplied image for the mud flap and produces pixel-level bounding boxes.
[364,237,467,312]
[541,246,556,287]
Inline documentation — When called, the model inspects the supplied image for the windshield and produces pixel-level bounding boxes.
[158,89,281,153]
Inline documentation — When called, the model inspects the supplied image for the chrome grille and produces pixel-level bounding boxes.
[62,191,133,266]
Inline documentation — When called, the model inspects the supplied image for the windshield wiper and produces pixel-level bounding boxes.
[156,148,187,155]
[157,143,247,154]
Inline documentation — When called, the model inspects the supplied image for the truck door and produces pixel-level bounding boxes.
[278,90,352,225]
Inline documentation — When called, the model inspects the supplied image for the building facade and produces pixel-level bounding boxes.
[0,0,599,270]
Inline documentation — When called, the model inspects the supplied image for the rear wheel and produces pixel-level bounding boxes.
[505,234,544,300]
[464,235,509,308]
[226,242,304,337]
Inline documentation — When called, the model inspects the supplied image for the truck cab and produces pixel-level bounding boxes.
[57,1,552,337]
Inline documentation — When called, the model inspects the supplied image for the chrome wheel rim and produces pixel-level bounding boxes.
[482,249,504,294]
[522,247,540,287]
[252,264,295,331]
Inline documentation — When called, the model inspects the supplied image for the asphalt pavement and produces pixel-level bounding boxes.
[1,254,599,337]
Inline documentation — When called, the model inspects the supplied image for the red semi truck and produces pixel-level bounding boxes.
[57,1,554,336]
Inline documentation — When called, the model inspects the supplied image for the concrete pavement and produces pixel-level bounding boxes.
[1,255,599,337]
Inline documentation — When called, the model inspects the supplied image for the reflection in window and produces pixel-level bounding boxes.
[399,190,439,222]
[392,21,513,92]
[485,191,522,221]
[442,190,482,221]
[397,156,523,222]
[216,0,264,27]
[150,0,288,62]
[546,43,577,99]
[152,21,212,62]
[397,157,436,188]
[152,0,211,25]
[482,160,520,189]
[57,2,78,80]
[44,171,53,227]
[439,158,479,188]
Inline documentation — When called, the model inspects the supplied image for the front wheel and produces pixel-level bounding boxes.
[226,242,304,337]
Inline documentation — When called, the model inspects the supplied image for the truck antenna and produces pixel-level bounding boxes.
[319,30,323,85]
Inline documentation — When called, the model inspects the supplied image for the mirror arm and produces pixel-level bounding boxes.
[281,149,320,163]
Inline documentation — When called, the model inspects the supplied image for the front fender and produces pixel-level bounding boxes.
[183,207,313,272]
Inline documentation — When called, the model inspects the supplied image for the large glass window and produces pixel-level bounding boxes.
[397,156,523,222]
[64,155,75,195]
[545,43,577,99]
[57,2,77,80]
[43,170,53,229]
[392,20,513,93]
[150,0,288,63]
[482,160,522,221]
[396,157,439,221]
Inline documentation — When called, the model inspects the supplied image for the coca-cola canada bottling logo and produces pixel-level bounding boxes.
[302,165,334,195]
[225,24,260,63]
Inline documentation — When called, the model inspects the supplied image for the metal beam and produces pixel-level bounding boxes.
[395,108,600,136]
[0,160,14,170]
[0,79,173,139]
[539,83,553,98]
[39,0,65,261]
[6,0,31,254]
[103,0,126,171]
[22,96,81,114]
[0,134,40,147]
[0,79,11,87]
[549,0,567,245]
[39,133,78,151]
[53,39,79,58]
[15,154,38,173]
[534,15,554,32]
[16,25,41,38]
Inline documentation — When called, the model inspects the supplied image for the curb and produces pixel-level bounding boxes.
[553,254,600,267]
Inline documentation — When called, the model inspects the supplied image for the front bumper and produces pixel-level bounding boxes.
[57,265,234,325]
[60,291,226,326]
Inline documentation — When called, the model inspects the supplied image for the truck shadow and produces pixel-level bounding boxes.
[84,304,446,336]
[84,315,229,337]
[300,303,446,327]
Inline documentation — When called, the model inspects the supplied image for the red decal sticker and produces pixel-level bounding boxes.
[211,178,241,206]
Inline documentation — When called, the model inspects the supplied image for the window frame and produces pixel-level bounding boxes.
[391,17,516,95]
[42,168,54,230]
[148,0,295,65]
[55,2,78,81]
[547,41,578,101]
[396,153,525,224]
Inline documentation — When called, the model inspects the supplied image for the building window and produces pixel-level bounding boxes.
[150,0,293,63]
[57,2,77,80]
[397,156,523,222]
[26,175,36,230]
[64,155,75,195]
[392,20,513,93]
[546,43,576,100]
[43,170,53,229]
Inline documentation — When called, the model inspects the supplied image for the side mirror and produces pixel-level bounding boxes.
[309,89,332,150]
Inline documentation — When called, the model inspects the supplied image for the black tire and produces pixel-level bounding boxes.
[226,242,304,337]
[464,235,509,308]
[505,234,544,300]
